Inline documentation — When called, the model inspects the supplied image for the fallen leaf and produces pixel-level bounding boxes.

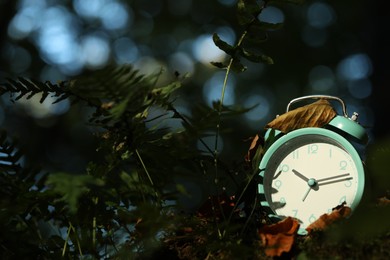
[244,134,265,169]
[306,205,352,234]
[245,134,260,162]
[266,99,337,133]
[258,217,300,257]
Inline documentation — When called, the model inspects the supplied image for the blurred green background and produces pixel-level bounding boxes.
[0,0,388,178]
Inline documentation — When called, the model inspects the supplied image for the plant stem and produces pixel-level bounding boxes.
[135,149,160,201]
[214,31,248,239]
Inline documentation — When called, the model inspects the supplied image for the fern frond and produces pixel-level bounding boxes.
[69,64,146,102]
[0,77,70,103]
[1,65,182,127]
[0,130,23,175]
[70,64,183,126]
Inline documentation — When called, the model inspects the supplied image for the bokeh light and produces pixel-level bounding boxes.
[7,6,41,39]
[99,2,131,30]
[308,65,336,92]
[17,95,70,119]
[113,37,140,64]
[73,0,132,31]
[307,1,335,29]
[192,26,235,65]
[347,79,372,99]
[192,34,226,65]
[203,72,236,106]
[0,0,380,154]
[242,89,275,130]
[80,33,110,69]
[35,6,83,74]
[73,0,106,19]
[337,53,373,81]
[258,6,285,24]
[169,52,195,75]
[244,94,270,121]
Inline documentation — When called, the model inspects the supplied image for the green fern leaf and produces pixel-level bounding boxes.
[0,77,70,103]
[46,172,105,214]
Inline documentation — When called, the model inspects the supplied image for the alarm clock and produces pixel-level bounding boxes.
[258,95,368,235]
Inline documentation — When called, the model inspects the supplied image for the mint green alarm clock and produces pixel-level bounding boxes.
[258,95,368,235]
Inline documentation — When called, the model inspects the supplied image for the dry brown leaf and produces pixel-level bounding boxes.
[258,217,300,257]
[305,205,352,234]
[244,134,264,164]
[245,134,260,162]
[266,99,337,133]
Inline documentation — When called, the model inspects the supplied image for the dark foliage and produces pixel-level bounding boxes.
[0,63,263,258]
[0,1,389,259]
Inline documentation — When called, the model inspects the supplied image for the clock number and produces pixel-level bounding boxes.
[292,209,298,218]
[339,196,347,204]
[339,160,348,170]
[329,148,332,158]
[344,180,352,187]
[274,180,282,189]
[278,164,289,172]
[292,150,299,159]
[308,144,318,154]
[309,214,317,223]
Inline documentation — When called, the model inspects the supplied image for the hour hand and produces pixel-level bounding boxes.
[292,169,310,182]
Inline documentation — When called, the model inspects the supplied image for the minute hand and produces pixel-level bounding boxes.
[317,173,352,186]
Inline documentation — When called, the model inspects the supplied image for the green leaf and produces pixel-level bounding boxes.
[240,48,274,64]
[210,61,228,69]
[109,95,131,120]
[231,58,247,73]
[46,173,104,214]
[212,33,235,55]
[237,0,261,25]
[212,101,253,116]
[263,129,279,150]
[119,171,157,196]
[245,20,282,44]
[151,80,182,101]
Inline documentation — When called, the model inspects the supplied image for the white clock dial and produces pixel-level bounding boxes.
[260,130,365,235]
[269,142,358,230]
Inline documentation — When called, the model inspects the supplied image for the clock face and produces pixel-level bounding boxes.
[259,129,365,234]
